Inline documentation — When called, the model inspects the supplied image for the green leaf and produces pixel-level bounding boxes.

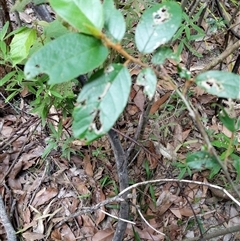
[135,2,182,54]
[0,71,16,86]
[24,33,109,84]
[10,27,37,66]
[0,21,10,41]
[50,0,103,35]
[73,64,131,143]
[152,46,174,64]
[43,19,70,40]
[136,68,157,100]
[232,153,240,176]
[103,0,126,42]
[186,151,221,178]
[219,109,236,132]
[177,65,191,80]
[196,70,240,99]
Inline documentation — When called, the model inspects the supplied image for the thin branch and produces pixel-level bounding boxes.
[56,178,240,229]
[108,129,129,241]
[0,195,17,241]
[116,179,240,207]
[100,208,135,225]
[134,204,165,236]
[184,223,240,241]
[202,40,240,72]
[158,66,240,199]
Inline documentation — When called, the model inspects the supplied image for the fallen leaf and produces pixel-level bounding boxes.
[150,92,171,114]
[92,228,114,241]
[59,224,76,241]
[83,154,93,177]
[93,187,106,225]
[22,232,45,240]
[32,187,58,207]
[134,89,145,111]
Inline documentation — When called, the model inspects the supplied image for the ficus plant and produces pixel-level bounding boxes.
[22,0,240,146]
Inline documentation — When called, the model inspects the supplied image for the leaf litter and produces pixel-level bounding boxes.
[1,1,240,241]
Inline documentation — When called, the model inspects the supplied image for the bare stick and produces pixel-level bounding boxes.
[0,195,17,241]
[108,129,129,241]
[183,224,240,241]
[56,178,240,229]
[202,40,240,72]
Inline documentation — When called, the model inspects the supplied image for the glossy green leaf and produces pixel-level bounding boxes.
[10,27,37,66]
[135,2,182,54]
[73,64,131,143]
[24,33,108,84]
[196,70,240,99]
[103,0,126,42]
[50,0,103,35]
[136,68,157,100]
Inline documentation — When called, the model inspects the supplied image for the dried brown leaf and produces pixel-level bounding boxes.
[93,187,106,225]
[126,224,164,241]
[59,224,76,241]
[170,208,182,219]
[150,92,171,114]
[72,177,90,195]
[173,124,182,148]
[1,125,13,137]
[32,187,58,207]
[134,90,145,111]
[126,104,139,116]
[92,228,114,241]
[51,228,62,240]
[22,231,45,240]
[179,207,200,217]
[83,154,93,177]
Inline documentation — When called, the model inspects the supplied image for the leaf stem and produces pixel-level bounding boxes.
[100,33,148,68]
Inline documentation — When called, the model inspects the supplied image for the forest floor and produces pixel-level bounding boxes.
[0,1,240,241]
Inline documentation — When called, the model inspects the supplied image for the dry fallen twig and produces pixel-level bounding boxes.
[56,177,240,240]
[0,195,17,241]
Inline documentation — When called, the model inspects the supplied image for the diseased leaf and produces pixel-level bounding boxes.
[196,70,240,99]
[24,33,108,84]
[186,151,221,178]
[136,68,157,100]
[73,64,131,143]
[135,2,182,54]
